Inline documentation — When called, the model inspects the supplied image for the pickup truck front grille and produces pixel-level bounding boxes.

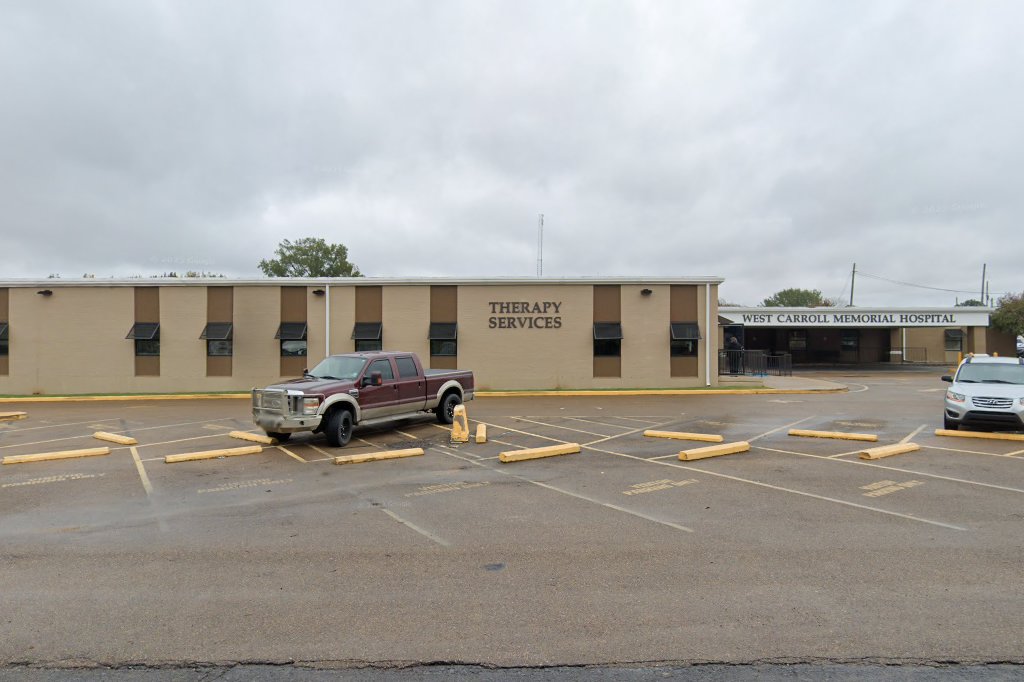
[971,396,1013,409]
[253,389,287,412]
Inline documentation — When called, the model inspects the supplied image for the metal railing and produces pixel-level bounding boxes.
[719,350,792,377]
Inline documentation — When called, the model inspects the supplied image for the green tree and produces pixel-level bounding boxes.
[760,288,836,307]
[258,238,362,277]
[957,299,985,307]
[990,292,1024,336]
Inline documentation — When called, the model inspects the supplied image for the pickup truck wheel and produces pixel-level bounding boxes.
[436,393,462,424]
[266,432,291,443]
[325,409,354,447]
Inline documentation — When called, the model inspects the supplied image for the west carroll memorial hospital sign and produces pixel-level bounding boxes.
[718,308,991,328]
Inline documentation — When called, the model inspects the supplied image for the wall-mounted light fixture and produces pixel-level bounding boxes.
[312,289,326,296]
[640,288,653,296]
[37,289,53,297]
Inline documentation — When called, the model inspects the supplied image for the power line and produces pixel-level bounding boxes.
[856,271,1010,298]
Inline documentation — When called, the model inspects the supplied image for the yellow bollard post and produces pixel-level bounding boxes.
[450,404,470,443]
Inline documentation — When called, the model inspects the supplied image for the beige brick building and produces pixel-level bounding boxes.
[0,277,722,395]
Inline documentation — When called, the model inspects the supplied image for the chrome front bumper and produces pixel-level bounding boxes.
[252,389,323,433]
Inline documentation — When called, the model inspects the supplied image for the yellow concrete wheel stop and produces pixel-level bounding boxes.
[164,445,263,463]
[788,429,878,442]
[229,430,279,445]
[934,429,1024,442]
[644,430,723,442]
[859,443,920,460]
[334,448,424,465]
[499,443,580,463]
[678,441,750,461]
[3,447,112,465]
[93,431,138,445]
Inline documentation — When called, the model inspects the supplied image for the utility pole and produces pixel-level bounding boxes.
[849,263,856,306]
[981,263,986,305]
[536,214,544,277]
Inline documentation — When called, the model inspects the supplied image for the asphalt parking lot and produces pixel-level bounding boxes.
[2,370,1024,673]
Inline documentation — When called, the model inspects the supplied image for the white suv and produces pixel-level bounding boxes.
[942,355,1024,431]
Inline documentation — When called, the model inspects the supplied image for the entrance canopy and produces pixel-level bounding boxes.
[719,307,991,328]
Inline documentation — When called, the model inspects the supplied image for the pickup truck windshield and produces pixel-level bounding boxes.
[957,364,1024,385]
[308,356,368,381]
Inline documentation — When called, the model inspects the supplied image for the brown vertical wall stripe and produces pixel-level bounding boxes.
[355,286,383,323]
[280,286,306,322]
[134,287,160,376]
[593,285,621,377]
[280,287,307,377]
[430,286,458,370]
[0,288,8,375]
[671,285,700,377]
[207,286,233,377]
[207,286,233,321]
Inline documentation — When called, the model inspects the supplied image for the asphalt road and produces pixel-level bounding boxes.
[2,370,1023,676]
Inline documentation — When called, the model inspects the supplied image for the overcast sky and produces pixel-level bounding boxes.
[2,1,1021,306]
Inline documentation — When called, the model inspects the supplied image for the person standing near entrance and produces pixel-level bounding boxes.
[726,335,743,375]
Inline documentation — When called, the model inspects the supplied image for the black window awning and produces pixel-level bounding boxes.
[428,322,457,340]
[945,329,965,340]
[275,322,308,340]
[593,322,623,340]
[0,322,8,341]
[352,322,382,340]
[200,323,233,340]
[126,322,160,340]
[670,322,702,341]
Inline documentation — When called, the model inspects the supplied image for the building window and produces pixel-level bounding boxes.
[670,322,700,357]
[352,322,382,352]
[945,329,964,352]
[841,329,859,351]
[0,322,8,357]
[276,322,307,357]
[428,322,457,357]
[200,322,233,357]
[788,330,807,351]
[594,322,623,357]
[126,322,160,356]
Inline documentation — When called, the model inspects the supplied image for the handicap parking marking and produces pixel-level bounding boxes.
[1,472,107,488]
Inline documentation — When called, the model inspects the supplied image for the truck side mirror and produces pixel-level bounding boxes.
[941,375,952,382]
[363,371,383,387]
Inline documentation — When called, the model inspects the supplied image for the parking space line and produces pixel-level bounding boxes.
[277,446,306,463]
[565,417,640,430]
[0,417,237,451]
[444,421,571,446]
[756,445,1024,496]
[129,446,153,496]
[606,416,675,425]
[748,417,816,443]
[381,508,450,547]
[921,444,1023,459]
[901,424,928,444]
[583,419,680,446]
[828,449,864,459]
[0,417,122,433]
[580,443,967,531]
[509,417,608,438]
[433,445,693,534]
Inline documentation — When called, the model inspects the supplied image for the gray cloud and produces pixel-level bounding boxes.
[1,0,1021,306]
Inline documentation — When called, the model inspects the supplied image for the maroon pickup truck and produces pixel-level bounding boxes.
[251,351,474,447]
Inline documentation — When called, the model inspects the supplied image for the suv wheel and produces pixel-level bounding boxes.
[943,415,959,431]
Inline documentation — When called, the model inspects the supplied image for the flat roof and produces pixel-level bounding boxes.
[0,276,724,288]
